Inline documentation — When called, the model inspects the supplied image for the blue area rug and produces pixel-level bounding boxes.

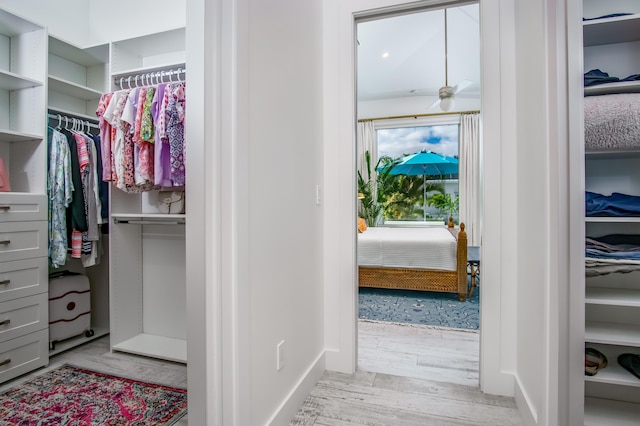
[358,282,479,330]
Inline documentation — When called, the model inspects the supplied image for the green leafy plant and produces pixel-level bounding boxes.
[381,176,444,221]
[357,151,396,226]
[358,150,447,224]
[427,192,459,221]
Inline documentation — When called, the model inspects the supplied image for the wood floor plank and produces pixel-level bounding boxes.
[298,377,521,426]
[372,373,518,409]
[291,320,522,425]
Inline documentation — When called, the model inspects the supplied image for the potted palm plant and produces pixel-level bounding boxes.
[427,192,459,225]
[357,151,397,227]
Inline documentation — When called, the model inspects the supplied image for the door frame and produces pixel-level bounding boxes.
[322,0,518,396]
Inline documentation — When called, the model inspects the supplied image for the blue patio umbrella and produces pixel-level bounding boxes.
[387,150,459,221]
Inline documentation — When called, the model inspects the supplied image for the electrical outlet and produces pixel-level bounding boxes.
[277,340,285,371]
[316,185,321,206]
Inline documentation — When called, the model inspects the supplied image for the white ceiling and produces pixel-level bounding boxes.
[356,3,480,114]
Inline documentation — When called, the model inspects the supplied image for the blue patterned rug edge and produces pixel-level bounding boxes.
[358,284,480,330]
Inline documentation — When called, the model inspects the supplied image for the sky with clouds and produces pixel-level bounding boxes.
[377,124,459,160]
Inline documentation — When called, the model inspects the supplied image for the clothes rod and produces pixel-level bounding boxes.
[114,68,186,88]
[113,219,185,225]
[47,113,99,130]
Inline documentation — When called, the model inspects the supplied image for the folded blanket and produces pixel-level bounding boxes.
[585,94,640,151]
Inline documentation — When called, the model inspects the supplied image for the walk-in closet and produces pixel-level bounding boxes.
[0,5,187,385]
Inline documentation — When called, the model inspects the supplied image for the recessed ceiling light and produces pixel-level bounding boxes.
[381,52,390,59]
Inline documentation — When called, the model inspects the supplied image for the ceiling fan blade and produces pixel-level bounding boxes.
[427,98,441,110]
[450,79,473,95]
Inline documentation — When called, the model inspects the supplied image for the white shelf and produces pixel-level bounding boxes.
[48,327,109,357]
[112,333,186,363]
[585,217,640,223]
[48,37,108,67]
[586,150,640,159]
[583,14,640,47]
[585,344,640,388]
[585,81,640,96]
[0,10,43,36]
[586,288,640,307]
[586,321,640,346]
[0,70,42,91]
[0,129,42,143]
[585,397,640,425]
[48,76,102,101]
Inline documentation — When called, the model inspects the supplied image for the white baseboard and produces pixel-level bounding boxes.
[266,350,326,426]
[515,375,538,425]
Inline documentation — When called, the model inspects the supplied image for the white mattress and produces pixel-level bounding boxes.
[358,226,457,271]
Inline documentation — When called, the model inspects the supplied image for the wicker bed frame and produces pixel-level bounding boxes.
[358,222,468,301]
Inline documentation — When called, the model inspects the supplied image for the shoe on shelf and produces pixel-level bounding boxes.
[585,347,608,376]
[618,353,640,380]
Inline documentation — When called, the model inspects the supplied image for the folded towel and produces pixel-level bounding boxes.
[585,94,640,152]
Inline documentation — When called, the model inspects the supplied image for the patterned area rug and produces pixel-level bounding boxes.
[359,284,480,330]
[0,364,187,425]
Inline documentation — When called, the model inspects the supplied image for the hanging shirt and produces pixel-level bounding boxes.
[153,83,172,187]
[96,92,113,181]
[167,82,186,186]
[48,128,74,268]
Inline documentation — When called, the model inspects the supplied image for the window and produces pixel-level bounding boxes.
[376,124,459,223]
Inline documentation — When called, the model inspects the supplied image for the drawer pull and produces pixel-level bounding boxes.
[0,240,10,245]
[0,279,9,285]
[0,359,10,367]
[0,319,9,326]
[0,206,9,211]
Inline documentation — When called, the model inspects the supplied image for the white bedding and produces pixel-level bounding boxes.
[358,226,457,271]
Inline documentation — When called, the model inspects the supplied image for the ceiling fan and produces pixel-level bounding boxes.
[428,8,473,112]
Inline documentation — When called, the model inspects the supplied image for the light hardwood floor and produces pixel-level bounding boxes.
[1,321,522,426]
[291,320,523,425]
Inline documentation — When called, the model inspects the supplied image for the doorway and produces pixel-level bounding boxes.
[354,2,482,386]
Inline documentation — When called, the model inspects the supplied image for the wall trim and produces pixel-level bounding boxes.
[266,351,326,426]
[515,375,538,426]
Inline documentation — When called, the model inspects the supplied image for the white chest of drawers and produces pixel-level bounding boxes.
[0,195,49,384]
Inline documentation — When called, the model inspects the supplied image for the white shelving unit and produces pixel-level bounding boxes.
[45,35,111,357]
[582,4,640,423]
[47,36,108,118]
[108,27,187,363]
[0,9,49,384]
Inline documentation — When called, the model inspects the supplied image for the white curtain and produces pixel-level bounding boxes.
[459,113,481,246]
[357,121,377,185]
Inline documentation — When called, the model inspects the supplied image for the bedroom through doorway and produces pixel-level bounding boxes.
[355,1,482,387]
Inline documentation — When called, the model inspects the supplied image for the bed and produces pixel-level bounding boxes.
[358,222,468,301]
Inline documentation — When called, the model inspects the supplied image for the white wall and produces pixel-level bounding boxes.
[88,0,186,45]
[0,0,186,47]
[358,95,480,120]
[244,0,326,424]
[186,0,327,423]
[511,0,574,424]
[0,0,90,43]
